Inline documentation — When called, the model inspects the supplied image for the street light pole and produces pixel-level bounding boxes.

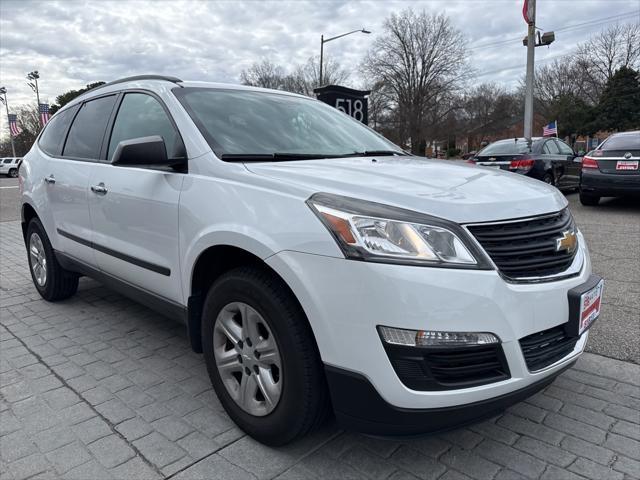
[0,87,17,158]
[523,0,536,149]
[319,28,371,86]
[27,71,41,107]
[320,34,324,87]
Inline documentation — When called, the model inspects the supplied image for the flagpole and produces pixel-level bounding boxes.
[0,87,17,158]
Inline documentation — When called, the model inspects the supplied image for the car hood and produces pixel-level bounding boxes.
[245,157,567,224]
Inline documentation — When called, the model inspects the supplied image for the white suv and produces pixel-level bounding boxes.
[0,157,21,177]
[20,75,603,445]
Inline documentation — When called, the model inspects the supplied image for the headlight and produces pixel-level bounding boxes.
[307,193,490,268]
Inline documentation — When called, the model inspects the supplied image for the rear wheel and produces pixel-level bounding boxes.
[201,266,328,446]
[8,168,17,178]
[579,191,600,206]
[26,218,79,301]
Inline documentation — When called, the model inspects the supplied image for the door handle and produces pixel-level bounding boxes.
[44,175,55,184]
[91,182,108,195]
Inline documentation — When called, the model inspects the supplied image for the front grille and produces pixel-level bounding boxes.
[467,209,577,279]
[519,325,578,371]
[387,344,510,391]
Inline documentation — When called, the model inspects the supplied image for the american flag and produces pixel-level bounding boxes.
[522,0,534,24]
[39,103,50,126]
[543,120,558,137]
[8,114,22,137]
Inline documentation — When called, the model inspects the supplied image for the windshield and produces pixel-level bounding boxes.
[174,87,403,159]
[478,140,535,155]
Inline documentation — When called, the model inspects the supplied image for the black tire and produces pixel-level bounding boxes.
[26,218,79,301]
[579,191,600,206]
[542,172,555,186]
[8,168,18,178]
[202,266,328,446]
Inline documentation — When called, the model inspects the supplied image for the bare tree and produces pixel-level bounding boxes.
[361,9,469,154]
[240,56,348,96]
[0,104,41,156]
[535,60,585,104]
[240,60,287,90]
[575,22,640,102]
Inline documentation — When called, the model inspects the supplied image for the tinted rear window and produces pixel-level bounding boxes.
[63,95,117,159]
[479,140,532,155]
[39,106,78,156]
[600,134,640,151]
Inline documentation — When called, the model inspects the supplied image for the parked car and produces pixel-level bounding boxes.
[460,150,477,160]
[468,137,582,189]
[20,75,602,445]
[0,157,22,177]
[580,131,640,205]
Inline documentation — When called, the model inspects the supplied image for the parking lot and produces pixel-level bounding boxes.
[1,176,639,480]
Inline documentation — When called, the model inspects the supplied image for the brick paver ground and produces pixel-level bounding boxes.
[1,219,639,480]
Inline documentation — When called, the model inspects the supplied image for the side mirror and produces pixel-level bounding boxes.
[111,136,184,167]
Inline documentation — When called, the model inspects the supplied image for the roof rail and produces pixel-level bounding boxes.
[94,75,183,91]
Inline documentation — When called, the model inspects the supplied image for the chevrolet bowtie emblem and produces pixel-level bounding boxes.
[556,230,578,254]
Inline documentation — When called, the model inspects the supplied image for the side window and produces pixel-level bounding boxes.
[63,95,117,160]
[38,105,78,156]
[543,140,559,154]
[3,159,12,164]
[108,93,183,161]
[555,140,574,156]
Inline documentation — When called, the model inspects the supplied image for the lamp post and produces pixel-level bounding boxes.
[0,87,17,157]
[522,0,555,148]
[319,28,370,86]
[27,70,41,107]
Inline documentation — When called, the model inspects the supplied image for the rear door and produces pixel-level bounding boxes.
[541,139,566,186]
[88,91,186,304]
[41,98,116,266]
[555,139,581,187]
[593,133,640,174]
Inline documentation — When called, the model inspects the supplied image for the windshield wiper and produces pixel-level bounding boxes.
[220,150,409,162]
[340,150,409,157]
[220,153,343,162]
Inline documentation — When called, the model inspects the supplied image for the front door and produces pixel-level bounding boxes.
[88,92,186,304]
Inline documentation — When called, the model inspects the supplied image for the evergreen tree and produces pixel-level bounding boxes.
[595,67,640,132]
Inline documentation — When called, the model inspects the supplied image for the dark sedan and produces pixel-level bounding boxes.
[580,131,640,205]
[468,137,582,189]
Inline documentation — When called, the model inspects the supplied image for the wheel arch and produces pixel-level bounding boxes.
[187,243,320,357]
[21,202,39,245]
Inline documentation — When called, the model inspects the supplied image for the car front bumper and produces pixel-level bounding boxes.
[266,231,592,433]
[581,169,640,196]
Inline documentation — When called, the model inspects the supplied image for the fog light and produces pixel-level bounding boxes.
[378,326,500,347]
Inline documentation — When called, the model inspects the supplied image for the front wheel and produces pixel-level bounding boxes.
[26,218,79,301]
[202,266,328,446]
[8,168,18,178]
[542,172,555,186]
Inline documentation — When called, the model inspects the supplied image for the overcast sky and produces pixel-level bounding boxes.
[1,0,639,138]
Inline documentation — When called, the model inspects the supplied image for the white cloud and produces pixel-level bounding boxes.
[1,0,638,137]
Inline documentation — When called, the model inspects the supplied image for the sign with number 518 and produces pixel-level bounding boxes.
[313,85,370,125]
[335,98,365,122]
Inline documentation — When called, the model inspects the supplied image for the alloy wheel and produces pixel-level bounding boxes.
[213,302,282,416]
[29,232,47,287]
